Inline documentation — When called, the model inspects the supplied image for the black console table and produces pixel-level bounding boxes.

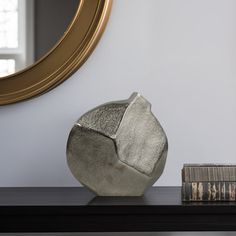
[0,186,236,233]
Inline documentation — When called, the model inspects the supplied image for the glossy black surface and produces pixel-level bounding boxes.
[0,187,236,232]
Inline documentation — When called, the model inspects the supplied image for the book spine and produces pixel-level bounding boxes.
[182,182,236,201]
[182,166,236,182]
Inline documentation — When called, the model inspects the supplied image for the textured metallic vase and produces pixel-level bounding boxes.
[67,93,168,196]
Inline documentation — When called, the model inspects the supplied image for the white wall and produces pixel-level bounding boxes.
[0,0,236,188]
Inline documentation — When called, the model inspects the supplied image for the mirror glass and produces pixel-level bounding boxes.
[0,0,79,77]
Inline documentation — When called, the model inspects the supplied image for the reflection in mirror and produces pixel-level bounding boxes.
[0,0,79,77]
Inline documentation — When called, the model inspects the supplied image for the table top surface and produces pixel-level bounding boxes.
[0,186,235,207]
[1,186,236,232]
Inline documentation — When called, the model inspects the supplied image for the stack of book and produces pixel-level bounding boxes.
[182,164,236,201]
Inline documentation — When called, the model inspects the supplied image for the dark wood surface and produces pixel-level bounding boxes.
[0,186,236,232]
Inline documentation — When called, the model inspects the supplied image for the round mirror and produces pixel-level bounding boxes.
[0,0,112,105]
[0,0,80,77]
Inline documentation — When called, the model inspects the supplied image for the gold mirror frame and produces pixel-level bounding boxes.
[0,0,112,105]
